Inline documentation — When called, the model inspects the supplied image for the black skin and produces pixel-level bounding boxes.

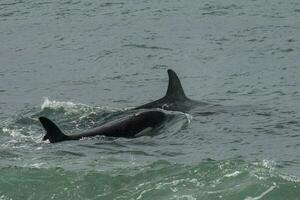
[39,110,168,143]
[134,69,211,113]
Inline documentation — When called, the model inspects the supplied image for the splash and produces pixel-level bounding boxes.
[41,97,88,110]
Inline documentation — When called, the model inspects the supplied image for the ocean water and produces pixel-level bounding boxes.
[1,0,300,199]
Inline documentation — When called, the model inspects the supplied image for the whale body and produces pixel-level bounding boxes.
[39,110,169,143]
[134,69,219,114]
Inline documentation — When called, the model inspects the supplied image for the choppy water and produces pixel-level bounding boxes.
[1,0,300,199]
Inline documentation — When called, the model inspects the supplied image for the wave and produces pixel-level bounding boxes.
[0,159,298,200]
[1,98,190,145]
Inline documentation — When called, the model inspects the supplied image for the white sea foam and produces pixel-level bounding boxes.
[2,127,26,138]
[0,195,13,200]
[171,195,197,200]
[224,171,241,177]
[279,174,300,183]
[41,97,87,110]
[28,162,46,168]
[41,97,125,113]
[244,183,277,200]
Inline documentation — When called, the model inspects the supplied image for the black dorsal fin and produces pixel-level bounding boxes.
[165,69,187,100]
[39,117,69,143]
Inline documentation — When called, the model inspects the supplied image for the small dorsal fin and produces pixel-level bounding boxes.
[39,117,69,143]
[165,69,187,100]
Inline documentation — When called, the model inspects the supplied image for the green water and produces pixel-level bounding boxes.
[1,0,300,199]
[1,99,299,199]
[1,160,299,200]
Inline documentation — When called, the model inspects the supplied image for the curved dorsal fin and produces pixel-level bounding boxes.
[165,69,187,100]
[39,117,69,143]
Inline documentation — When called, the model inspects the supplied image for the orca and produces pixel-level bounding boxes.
[39,110,169,143]
[134,69,217,114]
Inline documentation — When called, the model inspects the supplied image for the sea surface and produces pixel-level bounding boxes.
[0,0,300,199]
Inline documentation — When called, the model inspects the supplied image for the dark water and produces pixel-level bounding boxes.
[1,0,300,199]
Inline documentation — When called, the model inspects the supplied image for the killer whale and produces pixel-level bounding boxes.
[39,110,169,143]
[134,69,215,113]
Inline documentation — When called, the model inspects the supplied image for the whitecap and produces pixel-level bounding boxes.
[244,183,277,200]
